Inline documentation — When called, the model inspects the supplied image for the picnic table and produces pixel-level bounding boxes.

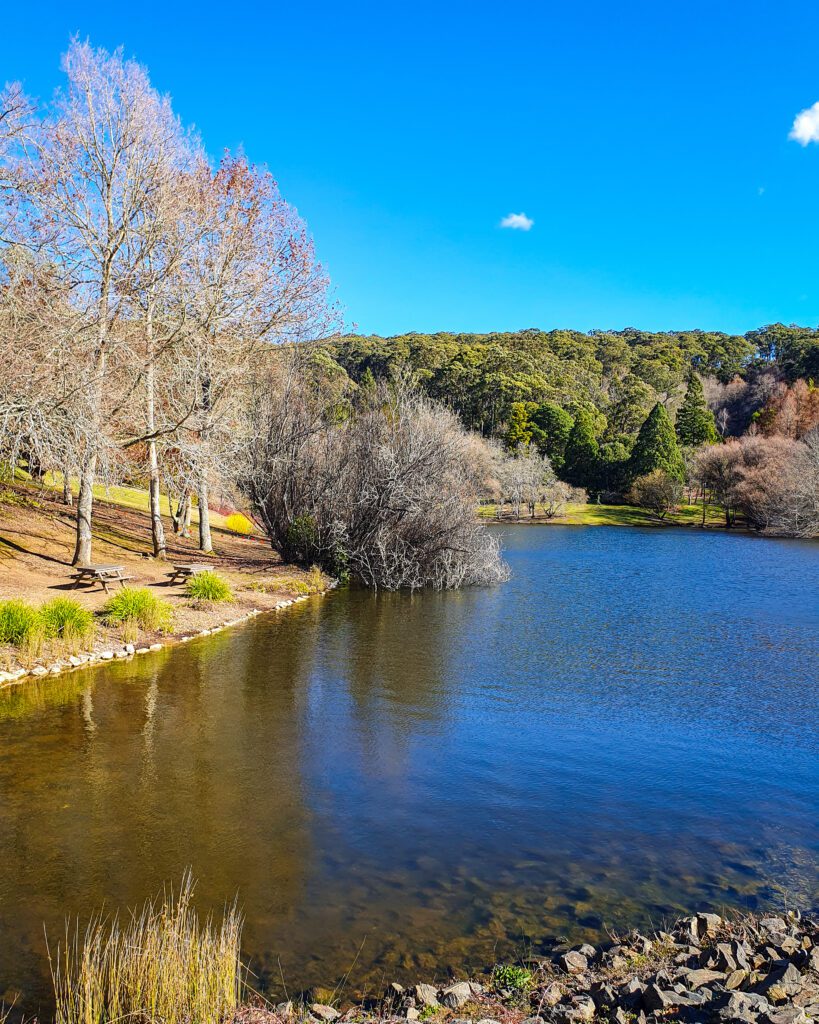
[167,563,212,585]
[71,565,133,593]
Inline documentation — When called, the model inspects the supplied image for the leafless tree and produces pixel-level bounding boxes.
[237,368,509,590]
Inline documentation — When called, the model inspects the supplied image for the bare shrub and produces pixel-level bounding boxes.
[629,469,683,520]
[238,371,510,590]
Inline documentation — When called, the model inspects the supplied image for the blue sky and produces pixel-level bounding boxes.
[3,0,819,336]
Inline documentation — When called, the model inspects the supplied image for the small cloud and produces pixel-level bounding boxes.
[500,212,534,231]
[757,186,765,196]
[789,101,819,145]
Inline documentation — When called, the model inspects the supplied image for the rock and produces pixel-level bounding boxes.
[274,1002,293,1016]
[570,995,596,1021]
[405,1011,419,1022]
[761,1010,808,1024]
[413,984,439,1008]
[620,977,646,1008]
[577,943,597,959]
[384,983,404,1001]
[611,1011,630,1024]
[559,950,588,974]
[697,912,722,937]
[136,647,150,654]
[758,964,803,1001]
[642,983,677,1011]
[716,942,738,972]
[99,650,114,660]
[541,982,564,1006]
[310,1005,340,1022]
[590,983,615,1008]
[760,918,788,935]
[726,991,772,1017]
[149,643,162,651]
[31,665,48,676]
[68,656,83,667]
[124,643,135,654]
[686,968,726,988]
[114,649,128,659]
[726,969,749,990]
[440,983,471,1009]
[675,990,711,1007]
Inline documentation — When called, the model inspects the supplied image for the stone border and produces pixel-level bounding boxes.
[0,581,339,690]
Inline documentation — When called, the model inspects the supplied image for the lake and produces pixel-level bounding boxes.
[1,525,818,1013]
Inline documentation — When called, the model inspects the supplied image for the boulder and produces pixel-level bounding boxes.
[310,1005,340,1022]
[559,950,588,974]
[413,984,439,1008]
[642,984,677,1012]
[686,968,726,988]
[440,983,472,1009]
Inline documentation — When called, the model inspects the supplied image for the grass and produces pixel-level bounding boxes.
[480,500,727,528]
[49,874,244,1024]
[39,598,96,653]
[102,588,173,641]
[185,571,234,604]
[252,565,328,597]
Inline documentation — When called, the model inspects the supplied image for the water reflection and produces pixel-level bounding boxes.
[0,527,817,1014]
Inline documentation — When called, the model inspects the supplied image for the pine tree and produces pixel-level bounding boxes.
[676,371,718,447]
[629,403,686,481]
[563,409,599,487]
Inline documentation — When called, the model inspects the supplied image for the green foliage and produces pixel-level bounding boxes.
[185,571,234,603]
[102,588,173,634]
[284,514,319,562]
[530,402,574,468]
[563,409,600,488]
[492,963,533,992]
[676,371,718,446]
[629,403,686,482]
[0,599,42,647]
[224,513,253,535]
[505,402,535,450]
[39,598,95,646]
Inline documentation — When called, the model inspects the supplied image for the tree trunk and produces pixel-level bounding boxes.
[197,476,212,553]
[145,312,166,560]
[72,464,95,566]
[62,468,73,507]
[181,493,192,537]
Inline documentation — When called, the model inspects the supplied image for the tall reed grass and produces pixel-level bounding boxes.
[49,875,244,1024]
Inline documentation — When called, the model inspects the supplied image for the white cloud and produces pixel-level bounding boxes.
[789,101,819,145]
[500,212,534,231]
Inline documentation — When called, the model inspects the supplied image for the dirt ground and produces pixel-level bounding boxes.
[0,482,323,673]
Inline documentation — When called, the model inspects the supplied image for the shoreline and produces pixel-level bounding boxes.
[0,582,338,691]
[240,908,817,1024]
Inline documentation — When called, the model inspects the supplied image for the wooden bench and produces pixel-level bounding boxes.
[166,563,212,585]
[71,565,133,593]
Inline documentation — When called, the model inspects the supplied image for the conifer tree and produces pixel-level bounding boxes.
[676,371,718,447]
[629,402,686,481]
[563,409,599,487]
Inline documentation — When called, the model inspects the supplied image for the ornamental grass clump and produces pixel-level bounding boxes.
[49,874,244,1024]
[0,599,44,661]
[39,598,95,653]
[102,588,173,639]
[185,571,234,604]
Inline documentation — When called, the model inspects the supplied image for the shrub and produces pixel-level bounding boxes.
[0,599,42,646]
[225,513,254,535]
[50,874,244,1024]
[102,588,173,635]
[39,598,95,650]
[629,469,684,520]
[492,963,533,992]
[185,571,234,603]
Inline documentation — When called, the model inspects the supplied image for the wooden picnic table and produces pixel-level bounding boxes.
[71,565,133,593]
[167,563,212,585]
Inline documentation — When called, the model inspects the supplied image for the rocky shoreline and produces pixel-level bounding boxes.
[239,911,819,1024]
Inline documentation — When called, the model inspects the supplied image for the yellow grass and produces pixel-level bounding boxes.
[49,874,244,1024]
[479,500,727,528]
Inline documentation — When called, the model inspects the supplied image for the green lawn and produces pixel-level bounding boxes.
[479,500,727,528]
[18,469,232,531]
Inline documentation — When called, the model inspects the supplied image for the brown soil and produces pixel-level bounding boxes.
[0,482,322,673]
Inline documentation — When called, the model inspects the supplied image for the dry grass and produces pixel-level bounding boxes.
[49,874,244,1024]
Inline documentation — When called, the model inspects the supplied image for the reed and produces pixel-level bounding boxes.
[49,875,244,1024]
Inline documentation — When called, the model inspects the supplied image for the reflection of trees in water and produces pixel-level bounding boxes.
[0,629,314,1013]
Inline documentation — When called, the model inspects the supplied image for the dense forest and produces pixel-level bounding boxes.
[312,326,819,506]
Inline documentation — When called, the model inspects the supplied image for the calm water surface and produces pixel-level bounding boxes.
[1,526,818,1012]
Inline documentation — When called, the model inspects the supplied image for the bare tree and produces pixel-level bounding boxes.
[238,368,509,590]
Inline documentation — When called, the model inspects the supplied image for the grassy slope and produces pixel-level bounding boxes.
[479,501,728,528]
